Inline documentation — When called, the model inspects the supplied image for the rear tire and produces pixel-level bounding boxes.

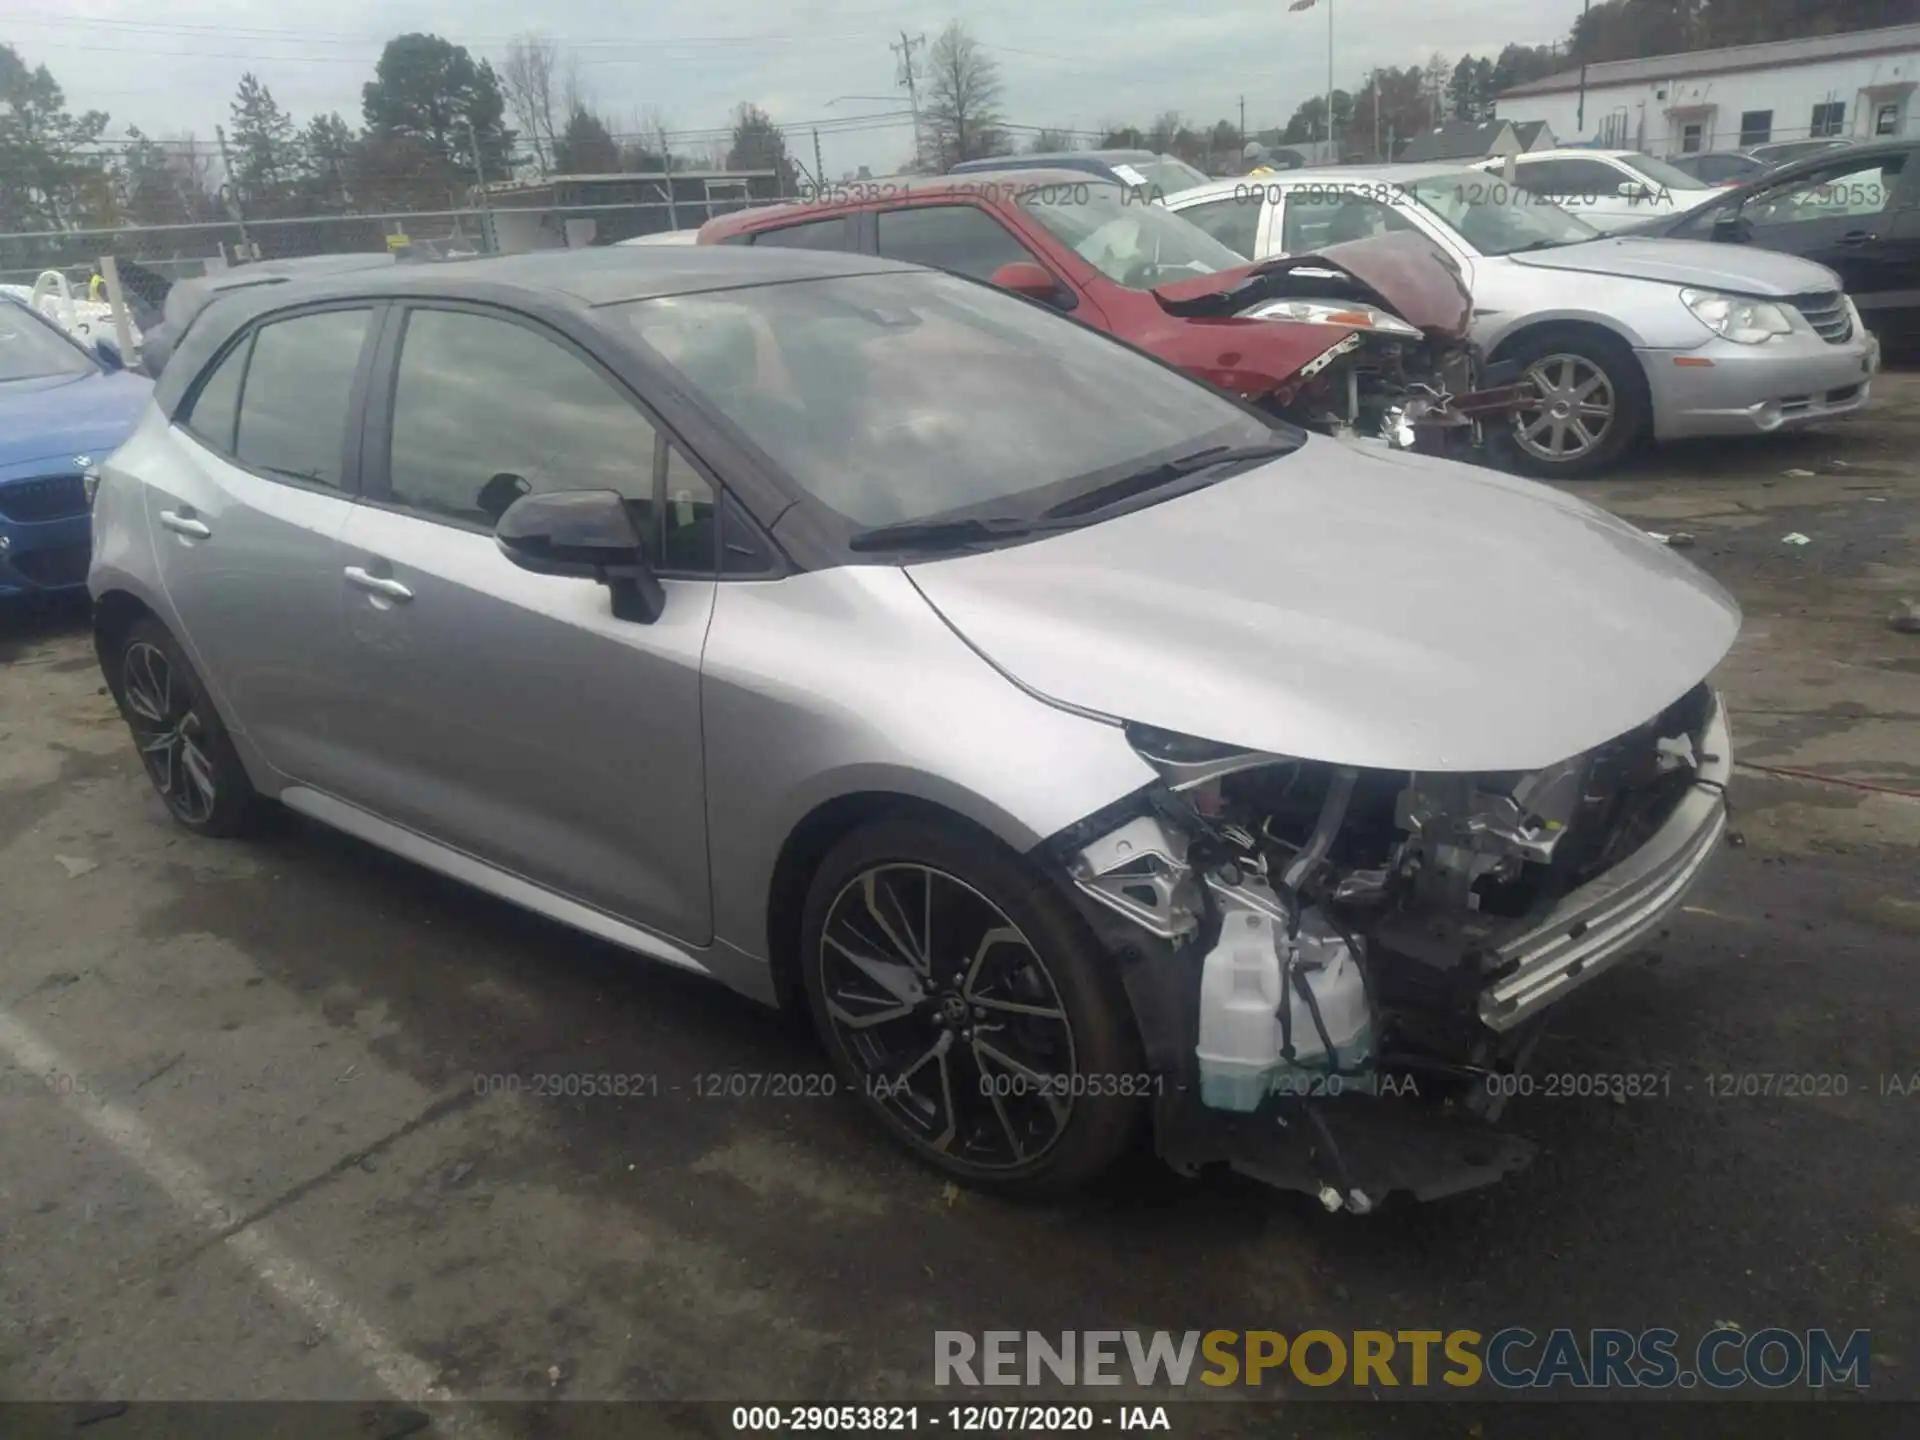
[109,617,262,837]
[800,818,1146,1196]
[1497,329,1648,479]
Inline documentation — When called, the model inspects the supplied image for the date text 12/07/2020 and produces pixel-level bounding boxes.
[731,1406,1172,1432]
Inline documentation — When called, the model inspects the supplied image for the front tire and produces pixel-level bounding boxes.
[110,617,262,837]
[800,818,1146,1195]
[1499,329,1648,479]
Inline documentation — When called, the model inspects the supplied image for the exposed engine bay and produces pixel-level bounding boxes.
[1154,230,1528,455]
[1241,294,1510,452]
[1051,682,1731,1210]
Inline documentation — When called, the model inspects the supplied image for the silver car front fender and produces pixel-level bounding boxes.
[699,565,1157,973]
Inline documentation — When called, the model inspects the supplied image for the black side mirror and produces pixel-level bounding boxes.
[495,489,666,623]
[93,335,124,371]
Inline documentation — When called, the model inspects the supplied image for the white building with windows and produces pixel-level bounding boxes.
[1495,23,1919,157]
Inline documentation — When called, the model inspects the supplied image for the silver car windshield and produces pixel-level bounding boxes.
[615,271,1275,528]
[0,304,94,382]
[1019,183,1245,288]
[1128,156,1212,195]
[1403,172,1600,255]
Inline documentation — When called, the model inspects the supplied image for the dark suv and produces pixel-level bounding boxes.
[948,149,1209,198]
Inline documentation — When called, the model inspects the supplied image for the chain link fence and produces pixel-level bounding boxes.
[2,173,796,346]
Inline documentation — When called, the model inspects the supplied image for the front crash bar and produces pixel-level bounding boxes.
[1479,691,1733,1031]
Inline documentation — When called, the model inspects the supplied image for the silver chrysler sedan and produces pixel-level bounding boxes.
[90,247,1739,1207]
[1165,165,1880,477]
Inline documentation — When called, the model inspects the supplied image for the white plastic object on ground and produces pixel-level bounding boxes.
[22,269,143,352]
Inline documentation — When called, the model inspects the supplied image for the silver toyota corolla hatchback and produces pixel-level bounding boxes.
[90,248,1740,1207]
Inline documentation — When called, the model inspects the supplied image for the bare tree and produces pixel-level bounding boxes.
[922,22,1007,169]
[560,53,590,131]
[502,33,563,175]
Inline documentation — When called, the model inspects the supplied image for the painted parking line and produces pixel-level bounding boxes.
[0,1003,501,1437]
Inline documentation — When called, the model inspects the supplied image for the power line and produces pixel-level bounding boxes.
[5,16,890,50]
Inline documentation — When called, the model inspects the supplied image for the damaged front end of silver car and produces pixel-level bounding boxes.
[1047,682,1732,1210]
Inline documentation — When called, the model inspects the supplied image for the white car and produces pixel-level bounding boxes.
[1471,148,1719,233]
[1164,165,1879,477]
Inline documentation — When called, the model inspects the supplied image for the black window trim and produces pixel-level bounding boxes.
[173,298,387,499]
[744,214,852,252]
[359,297,780,582]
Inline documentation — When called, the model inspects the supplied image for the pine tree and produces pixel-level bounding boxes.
[230,72,299,210]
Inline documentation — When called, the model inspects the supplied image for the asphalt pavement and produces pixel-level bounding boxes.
[1,376,1915,1436]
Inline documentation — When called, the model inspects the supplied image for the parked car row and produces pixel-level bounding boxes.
[699,173,1527,457]
[1165,158,1886,475]
[0,294,150,601]
[82,243,1741,1208]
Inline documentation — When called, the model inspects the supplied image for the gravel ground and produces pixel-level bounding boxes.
[2,374,1915,1436]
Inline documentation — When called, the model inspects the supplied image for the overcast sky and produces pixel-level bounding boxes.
[11,0,1588,177]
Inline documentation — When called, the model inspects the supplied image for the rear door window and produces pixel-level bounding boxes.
[1281,192,1418,251]
[183,336,250,454]
[233,308,373,489]
[1179,195,1262,257]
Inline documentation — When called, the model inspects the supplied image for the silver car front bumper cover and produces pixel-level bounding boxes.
[1479,691,1732,1032]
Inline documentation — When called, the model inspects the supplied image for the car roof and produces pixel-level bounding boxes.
[1503,148,1638,162]
[147,245,924,416]
[210,244,913,309]
[700,169,1105,239]
[954,149,1159,168]
[1164,163,1476,202]
[1727,136,1911,183]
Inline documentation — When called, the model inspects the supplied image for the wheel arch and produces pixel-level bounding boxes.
[91,587,161,697]
[1488,313,1648,365]
[761,788,1041,1013]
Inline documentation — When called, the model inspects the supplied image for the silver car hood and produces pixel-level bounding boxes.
[906,437,1740,774]
[1508,237,1838,297]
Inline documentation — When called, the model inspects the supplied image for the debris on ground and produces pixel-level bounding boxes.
[1780,533,1812,546]
[1891,601,1920,635]
[53,854,99,878]
[1783,469,1816,478]
[1666,532,1697,549]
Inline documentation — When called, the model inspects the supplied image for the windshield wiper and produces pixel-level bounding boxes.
[847,515,1045,553]
[1041,442,1296,521]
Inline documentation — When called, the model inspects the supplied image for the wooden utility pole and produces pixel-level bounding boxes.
[891,30,926,168]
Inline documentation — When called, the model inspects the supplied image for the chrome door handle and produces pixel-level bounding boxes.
[158,510,211,539]
[344,566,414,602]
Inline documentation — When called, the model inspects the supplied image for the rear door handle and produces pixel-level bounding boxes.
[1837,230,1876,246]
[344,566,414,602]
[158,510,211,539]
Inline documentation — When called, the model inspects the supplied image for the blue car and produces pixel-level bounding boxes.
[0,298,151,599]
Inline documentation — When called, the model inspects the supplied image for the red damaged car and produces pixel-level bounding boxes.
[698,171,1523,451]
